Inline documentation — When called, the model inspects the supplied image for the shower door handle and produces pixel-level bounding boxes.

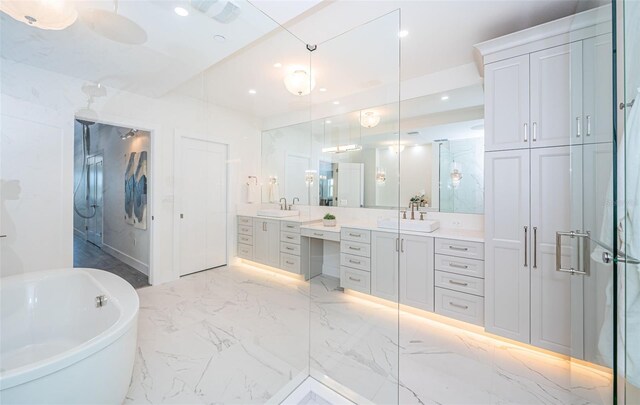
[555,230,590,276]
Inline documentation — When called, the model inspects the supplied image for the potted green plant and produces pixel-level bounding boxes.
[323,213,336,227]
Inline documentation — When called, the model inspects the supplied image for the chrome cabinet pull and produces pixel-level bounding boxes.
[532,122,538,142]
[449,262,468,269]
[449,302,469,310]
[448,280,469,287]
[314,232,323,236]
[349,259,361,265]
[286,260,294,265]
[524,226,528,267]
[348,246,361,251]
[586,115,591,136]
[576,116,581,137]
[287,236,294,240]
[401,239,404,253]
[349,233,361,238]
[524,123,528,142]
[448,245,468,252]
[533,227,538,268]
[348,277,361,282]
[555,230,590,275]
[286,247,294,251]
[396,238,399,252]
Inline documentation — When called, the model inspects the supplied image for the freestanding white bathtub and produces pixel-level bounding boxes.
[0,268,139,404]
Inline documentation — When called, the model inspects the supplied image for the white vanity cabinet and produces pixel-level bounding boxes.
[280,221,303,275]
[371,231,435,311]
[253,218,280,268]
[237,216,254,260]
[340,227,372,294]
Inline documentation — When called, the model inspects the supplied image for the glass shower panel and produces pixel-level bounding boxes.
[622,0,640,403]
[308,11,401,403]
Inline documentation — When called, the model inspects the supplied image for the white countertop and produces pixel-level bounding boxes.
[237,212,322,224]
[300,223,341,233]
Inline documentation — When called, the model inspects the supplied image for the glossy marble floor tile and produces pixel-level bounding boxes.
[125,265,612,404]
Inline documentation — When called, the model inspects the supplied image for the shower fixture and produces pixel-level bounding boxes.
[121,129,138,140]
[73,119,97,219]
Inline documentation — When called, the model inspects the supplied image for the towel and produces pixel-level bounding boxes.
[268,181,280,203]
[595,88,640,387]
[247,182,259,204]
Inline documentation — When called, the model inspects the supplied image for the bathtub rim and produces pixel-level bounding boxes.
[0,268,139,390]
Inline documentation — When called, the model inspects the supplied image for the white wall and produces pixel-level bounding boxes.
[73,123,152,274]
[1,58,261,284]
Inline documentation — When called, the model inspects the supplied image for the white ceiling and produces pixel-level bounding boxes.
[1,0,606,117]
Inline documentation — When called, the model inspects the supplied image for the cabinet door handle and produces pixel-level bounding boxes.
[586,115,591,136]
[349,233,361,238]
[286,225,295,229]
[396,238,399,252]
[401,238,404,253]
[532,122,537,142]
[576,116,582,137]
[449,302,469,310]
[349,259,361,265]
[448,280,469,287]
[533,227,538,268]
[524,226,528,267]
[348,246,361,251]
[523,123,528,142]
[286,247,294,251]
[314,232,323,236]
[449,262,468,269]
[348,277,361,282]
[286,261,294,265]
[448,245,468,252]
[287,236,294,240]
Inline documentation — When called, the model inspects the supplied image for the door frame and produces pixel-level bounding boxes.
[74,112,156,284]
[173,131,229,279]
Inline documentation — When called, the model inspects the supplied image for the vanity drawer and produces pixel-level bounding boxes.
[280,253,301,274]
[341,228,371,244]
[435,288,484,326]
[435,254,484,278]
[237,243,253,260]
[237,234,253,245]
[340,241,371,258]
[238,224,253,236]
[435,238,484,260]
[301,228,340,242]
[340,267,371,294]
[281,222,301,233]
[281,231,301,245]
[340,253,370,272]
[281,242,300,256]
[435,271,484,297]
[238,216,253,226]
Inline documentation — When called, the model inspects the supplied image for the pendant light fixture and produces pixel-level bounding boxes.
[360,111,380,128]
[284,67,315,96]
[1,0,78,30]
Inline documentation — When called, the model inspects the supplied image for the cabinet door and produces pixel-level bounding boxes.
[265,219,280,267]
[371,231,399,302]
[484,149,530,343]
[400,235,434,312]
[583,34,613,145]
[253,220,268,264]
[530,44,572,148]
[530,146,583,356]
[484,54,530,151]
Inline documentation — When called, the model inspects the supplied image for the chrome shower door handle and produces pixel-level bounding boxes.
[555,230,590,275]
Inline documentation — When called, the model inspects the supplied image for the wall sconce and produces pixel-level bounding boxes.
[375,168,386,184]
[450,162,463,189]
[305,170,316,186]
[360,111,380,128]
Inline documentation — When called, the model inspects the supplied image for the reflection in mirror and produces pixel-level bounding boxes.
[262,84,484,213]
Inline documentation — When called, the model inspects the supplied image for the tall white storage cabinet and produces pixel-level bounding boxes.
[477,7,611,359]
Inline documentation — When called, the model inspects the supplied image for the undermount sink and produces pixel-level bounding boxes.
[256,209,300,218]
[377,217,440,233]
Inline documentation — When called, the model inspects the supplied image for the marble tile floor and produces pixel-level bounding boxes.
[124,264,612,404]
[73,234,150,289]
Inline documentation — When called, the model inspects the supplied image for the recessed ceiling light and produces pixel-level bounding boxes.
[174,7,189,17]
[248,89,257,95]
[441,95,449,101]
[319,87,327,92]
[398,30,409,38]
[273,63,282,68]
[333,101,340,105]
[213,35,226,42]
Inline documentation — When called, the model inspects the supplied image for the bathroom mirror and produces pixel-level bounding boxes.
[261,84,485,214]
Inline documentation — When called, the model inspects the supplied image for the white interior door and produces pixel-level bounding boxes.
[178,137,227,276]
[86,154,104,247]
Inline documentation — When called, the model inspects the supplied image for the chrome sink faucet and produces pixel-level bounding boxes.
[279,197,288,211]
[410,202,419,220]
[291,197,300,210]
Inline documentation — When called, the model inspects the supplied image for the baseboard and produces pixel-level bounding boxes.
[73,228,86,238]
[101,243,149,275]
